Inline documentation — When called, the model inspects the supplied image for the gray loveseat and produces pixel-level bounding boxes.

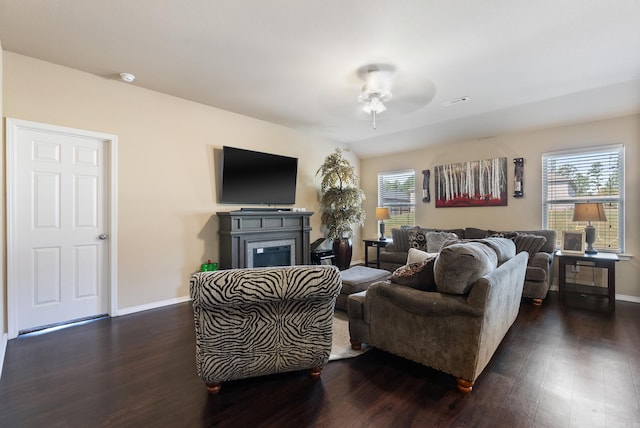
[348,238,528,393]
[379,226,556,305]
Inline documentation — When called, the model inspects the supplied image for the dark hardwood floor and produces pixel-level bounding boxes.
[1,291,639,428]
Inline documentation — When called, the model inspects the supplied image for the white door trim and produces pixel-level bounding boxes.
[6,118,118,339]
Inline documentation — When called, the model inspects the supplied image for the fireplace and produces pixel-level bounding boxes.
[247,239,296,268]
[217,211,313,269]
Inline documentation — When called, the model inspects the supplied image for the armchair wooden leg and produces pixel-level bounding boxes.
[205,382,222,394]
[350,339,362,350]
[309,366,323,379]
[456,378,474,393]
[532,298,543,306]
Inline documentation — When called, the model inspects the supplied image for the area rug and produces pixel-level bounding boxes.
[329,310,370,361]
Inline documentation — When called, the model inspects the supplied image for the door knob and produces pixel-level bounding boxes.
[98,233,108,240]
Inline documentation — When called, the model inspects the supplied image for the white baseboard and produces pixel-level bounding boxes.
[616,293,640,304]
[116,295,192,317]
[0,333,8,381]
[549,284,640,303]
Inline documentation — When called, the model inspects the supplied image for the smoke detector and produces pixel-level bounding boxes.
[119,72,136,83]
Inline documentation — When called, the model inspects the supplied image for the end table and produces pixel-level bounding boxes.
[557,251,619,312]
[363,238,391,269]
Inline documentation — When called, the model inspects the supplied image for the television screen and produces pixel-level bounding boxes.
[220,146,298,205]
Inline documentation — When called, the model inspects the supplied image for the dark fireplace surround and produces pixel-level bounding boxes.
[217,211,313,269]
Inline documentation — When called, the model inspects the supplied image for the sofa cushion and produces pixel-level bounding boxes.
[464,227,490,239]
[379,249,410,265]
[426,231,459,253]
[389,255,437,291]
[434,242,498,295]
[477,237,516,264]
[489,231,519,240]
[514,233,547,257]
[440,237,515,265]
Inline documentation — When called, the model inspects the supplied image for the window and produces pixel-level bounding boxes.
[542,144,624,253]
[378,169,416,229]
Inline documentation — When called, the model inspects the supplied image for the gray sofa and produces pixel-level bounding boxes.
[348,238,528,393]
[190,265,341,393]
[379,226,556,305]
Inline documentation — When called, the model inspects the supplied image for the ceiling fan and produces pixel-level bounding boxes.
[355,64,436,130]
[318,64,436,135]
[357,66,394,130]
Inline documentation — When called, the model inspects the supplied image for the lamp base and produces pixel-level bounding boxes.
[379,222,386,241]
[584,225,597,254]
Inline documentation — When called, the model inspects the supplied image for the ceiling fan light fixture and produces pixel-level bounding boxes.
[358,69,393,130]
[361,96,387,115]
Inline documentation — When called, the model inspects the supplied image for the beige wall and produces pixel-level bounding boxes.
[0,43,5,336]
[2,52,360,312]
[3,49,637,319]
[361,114,640,299]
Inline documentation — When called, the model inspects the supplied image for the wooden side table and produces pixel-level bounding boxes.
[557,251,619,312]
[363,239,391,269]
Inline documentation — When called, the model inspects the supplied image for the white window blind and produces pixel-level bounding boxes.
[542,144,624,253]
[378,169,416,229]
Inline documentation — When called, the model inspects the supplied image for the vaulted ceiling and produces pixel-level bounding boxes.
[1,0,639,158]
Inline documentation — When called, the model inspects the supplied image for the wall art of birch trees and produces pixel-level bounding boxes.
[434,157,508,207]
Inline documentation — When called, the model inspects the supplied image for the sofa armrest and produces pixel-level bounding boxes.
[467,252,528,311]
[367,281,483,317]
[528,252,552,270]
[381,242,399,252]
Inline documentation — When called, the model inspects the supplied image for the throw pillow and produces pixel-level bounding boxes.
[434,242,498,295]
[426,231,459,253]
[390,255,437,291]
[514,233,546,257]
[407,227,429,251]
[407,247,432,264]
[391,228,411,252]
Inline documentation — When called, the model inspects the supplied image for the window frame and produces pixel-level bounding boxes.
[377,169,416,230]
[542,144,624,253]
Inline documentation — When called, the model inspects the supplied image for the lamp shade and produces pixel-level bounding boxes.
[573,203,607,223]
[375,207,391,220]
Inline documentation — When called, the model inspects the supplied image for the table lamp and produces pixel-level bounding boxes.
[375,207,391,240]
[572,202,607,254]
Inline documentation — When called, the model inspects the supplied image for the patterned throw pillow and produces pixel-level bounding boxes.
[390,255,437,291]
[407,227,429,251]
[513,233,547,257]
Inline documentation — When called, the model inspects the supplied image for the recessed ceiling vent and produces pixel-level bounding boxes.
[441,96,471,107]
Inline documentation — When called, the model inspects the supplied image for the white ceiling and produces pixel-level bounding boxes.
[1,0,640,159]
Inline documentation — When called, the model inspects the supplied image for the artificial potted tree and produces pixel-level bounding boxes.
[316,148,365,270]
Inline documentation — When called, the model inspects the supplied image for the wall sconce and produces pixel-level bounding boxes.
[573,202,607,254]
[375,207,391,240]
[514,158,524,197]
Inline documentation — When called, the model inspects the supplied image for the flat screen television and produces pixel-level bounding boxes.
[220,146,298,205]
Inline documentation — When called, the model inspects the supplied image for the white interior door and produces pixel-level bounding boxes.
[6,119,118,338]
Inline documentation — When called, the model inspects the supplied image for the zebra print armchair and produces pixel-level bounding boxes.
[190,265,341,393]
